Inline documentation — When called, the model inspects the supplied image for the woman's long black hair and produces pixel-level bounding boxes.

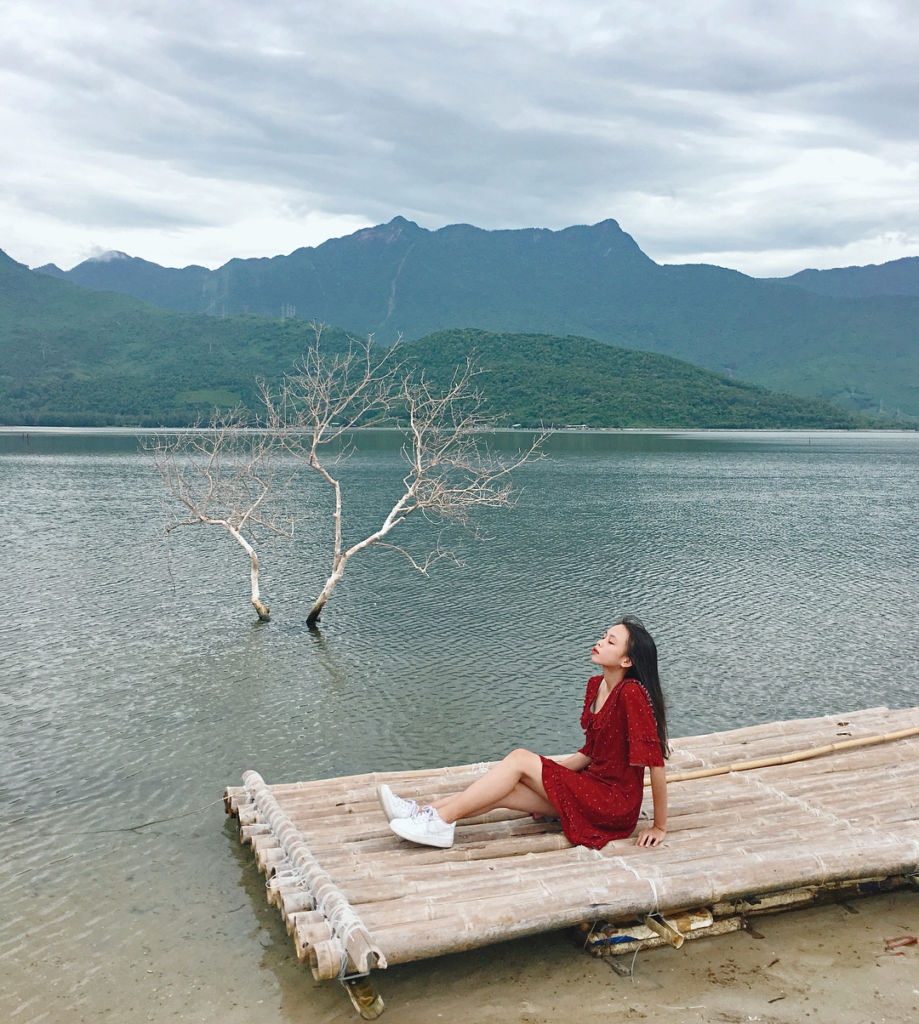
[619,615,669,758]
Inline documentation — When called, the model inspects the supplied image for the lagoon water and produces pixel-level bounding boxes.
[1,427,917,1022]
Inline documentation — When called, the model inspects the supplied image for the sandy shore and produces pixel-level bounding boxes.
[271,890,917,1023]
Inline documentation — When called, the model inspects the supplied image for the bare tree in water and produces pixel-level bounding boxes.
[262,328,546,627]
[148,410,294,621]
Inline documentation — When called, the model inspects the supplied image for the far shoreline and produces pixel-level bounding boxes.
[2,424,918,436]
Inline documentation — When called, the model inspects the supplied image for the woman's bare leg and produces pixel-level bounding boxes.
[448,782,557,818]
[429,749,554,824]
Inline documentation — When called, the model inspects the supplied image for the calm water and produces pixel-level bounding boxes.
[1,427,917,1022]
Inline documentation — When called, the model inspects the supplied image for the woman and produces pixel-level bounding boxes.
[379,616,669,850]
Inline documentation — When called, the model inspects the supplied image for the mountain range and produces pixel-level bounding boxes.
[0,247,869,429]
[34,218,919,419]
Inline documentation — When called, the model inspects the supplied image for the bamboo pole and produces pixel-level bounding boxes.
[274,790,917,897]
[229,706,910,803]
[240,823,272,843]
[243,770,386,974]
[335,829,911,913]
[677,724,893,761]
[352,841,919,971]
[668,709,894,755]
[660,725,919,784]
[272,818,559,857]
[346,847,909,942]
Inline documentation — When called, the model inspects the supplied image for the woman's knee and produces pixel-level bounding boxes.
[504,748,541,773]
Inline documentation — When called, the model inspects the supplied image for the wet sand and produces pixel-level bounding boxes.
[8,865,914,1023]
[262,890,918,1023]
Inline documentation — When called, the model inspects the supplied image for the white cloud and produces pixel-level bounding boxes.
[1,0,918,275]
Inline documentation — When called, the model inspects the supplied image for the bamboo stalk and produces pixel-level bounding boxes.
[240,823,272,844]
[360,840,917,969]
[295,921,334,963]
[271,810,536,848]
[253,709,906,806]
[672,720,905,770]
[243,770,386,974]
[348,849,913,940]
[309,937,343,979]
[337,830,904,911]
[248,763,495,800]
[297,830,573,866]
[238,806,260,827]
[317,843,612,892]
[224,787,248,814]
[660,725,919,784]
[275,818,559,856]
[668,710,893,756]
[279,800,528,830]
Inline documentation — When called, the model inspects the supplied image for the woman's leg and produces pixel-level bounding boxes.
[430,749,554,824]
[448,782,557,818]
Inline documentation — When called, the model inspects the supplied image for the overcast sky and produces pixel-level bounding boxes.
[3,0,917,277]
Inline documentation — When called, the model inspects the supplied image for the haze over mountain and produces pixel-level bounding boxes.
[0,248,871,429]
[34,218,919,419]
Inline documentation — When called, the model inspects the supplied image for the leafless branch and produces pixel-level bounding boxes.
[145,408,296,620]
[259,330,548,626]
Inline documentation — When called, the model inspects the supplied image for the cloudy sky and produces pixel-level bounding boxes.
[3,0,917,277]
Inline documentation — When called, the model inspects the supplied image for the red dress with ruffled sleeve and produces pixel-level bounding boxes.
[540,675,664,849]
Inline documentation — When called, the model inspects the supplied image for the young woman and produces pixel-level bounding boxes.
[379,616,669,850]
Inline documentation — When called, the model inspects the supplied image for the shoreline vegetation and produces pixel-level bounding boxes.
[3,424,918,437]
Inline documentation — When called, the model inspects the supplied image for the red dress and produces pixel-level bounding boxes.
[541,675,664,849]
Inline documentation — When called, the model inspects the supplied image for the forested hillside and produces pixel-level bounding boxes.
[0,251,872,428]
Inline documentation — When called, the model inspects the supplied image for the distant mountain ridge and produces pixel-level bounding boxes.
[774,257,919,298]
[37,250,215,313]
[0,249,873,429]
[19,218,919,418]
[38,218,919,299]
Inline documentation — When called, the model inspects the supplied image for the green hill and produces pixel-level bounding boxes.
[401,330,869,429]
[0,249,357,425]
[0,252,872,429]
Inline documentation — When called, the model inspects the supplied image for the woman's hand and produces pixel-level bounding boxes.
[635,825,666,847]
[640,767,668,848]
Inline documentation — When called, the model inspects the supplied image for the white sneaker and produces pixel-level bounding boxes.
[377,783,418,822]
[389,805,455,848]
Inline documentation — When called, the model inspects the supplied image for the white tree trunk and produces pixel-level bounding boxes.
[306,498,411,627]
[228,526,271,621]
[306,567,343,627]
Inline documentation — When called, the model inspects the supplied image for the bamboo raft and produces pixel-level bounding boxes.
[224,706,919,1017]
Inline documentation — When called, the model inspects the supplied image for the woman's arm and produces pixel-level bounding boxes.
[550,751,592,772]
[635,764,667,846]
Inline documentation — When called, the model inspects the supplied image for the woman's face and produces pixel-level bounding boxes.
[591,623,633,671]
